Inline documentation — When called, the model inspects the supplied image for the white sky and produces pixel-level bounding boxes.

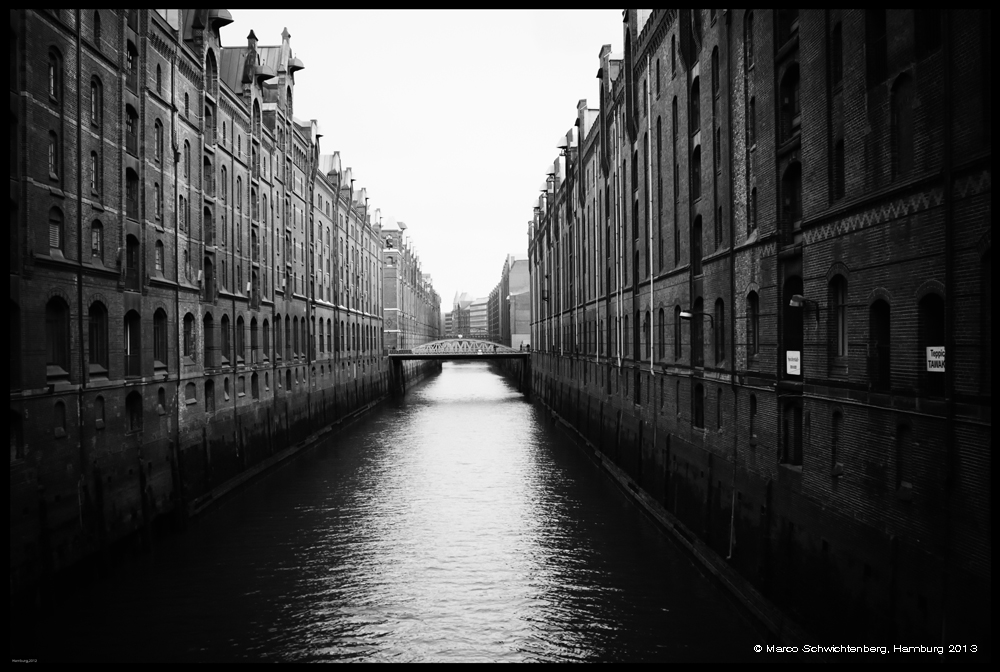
[223,9,622,309]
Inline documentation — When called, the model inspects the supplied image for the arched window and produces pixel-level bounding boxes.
[674,305,682,360]
[690,77,700,134]
[658,307,665,360]
[124,310,141,377]
[153,308,168,368]
[780,65,801,143]
[714,298,725,364]
[747,291,760,357]
[48,47,62,102]
[869,299,891,391]
[154,120,163,163]
[262,319,270,361]
[830,23,843,87]
[88,301,108,374]
[125,105,138,155]
[126,391,142,433]
[236,316,245,363]
[293,317,300,356]
[183,140,191,180]
[183,313,195,360]
[781,162,802,233]
[691,216,702,276]
[643,310,651,359]
[221,314,231,363]
[829,276,848,361]
[692,145,702,200]
[90,77,102,127]
[285,316,291,360]
[891,74,915,178]
[919,293,945,396]
[203,313,215,367]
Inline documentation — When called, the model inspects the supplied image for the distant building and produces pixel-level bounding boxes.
[382,222,441,353]
[489,254,531,348]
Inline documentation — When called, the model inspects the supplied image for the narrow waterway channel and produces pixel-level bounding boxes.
[34,362,770,662]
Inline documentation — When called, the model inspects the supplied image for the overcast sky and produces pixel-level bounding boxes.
[223,10,622,308]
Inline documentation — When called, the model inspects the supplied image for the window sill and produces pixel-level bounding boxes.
[185,398,197,406]
[54,427,67,438]
[95,419,105,430]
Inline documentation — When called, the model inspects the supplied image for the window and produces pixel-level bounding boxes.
[154,182,162,220]
[749,97,756,147]
[236,315,245,362]
[263,319,270,360]
[48,131,59,179]
[221,315,231,363]
[91,220,103,259]
[747,291,760,356]
[48,48,61,102]
[126,169,139,220]
[156,64,163,94]
[48,207,63,251]
[692,216,702,275]
[919,293,945,396]
[690,78,700,134]
[184,313,195,360]
[90,77,102,126]
[830,23,843,88]
[869,300,891,391]
[865,10,887,88]
[749,394,758,442]
[205,380,215,412]
[154,120,163,163]
[745,12,755,69]
[782,402,803,466]
[833,139,845,200]
[93,11,101,49]
[692,146,702,200]
[750,187,758,233]
[184,140,190,181]
[124,310,141,377]
[153,309,168,367]
[126,391,142,433]
[781,162,802,230]
[693,383,705,428]
[203,313,215,368]
[674,305,682,360]
[125,105,138,155]
[714,299,725,364]
[658,308,665,360]
[126,42,138,91]
[88,302,108,374]
[829,276,848,360]
[780,65,801,142]
[671,34,677,75]
[891,74,915,178]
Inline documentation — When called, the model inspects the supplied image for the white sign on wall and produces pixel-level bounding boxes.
[926,346,945,372]
[786,350,801,376]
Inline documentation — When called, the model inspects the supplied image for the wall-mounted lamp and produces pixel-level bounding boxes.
[789,294,820,324]
[679,310,714,327]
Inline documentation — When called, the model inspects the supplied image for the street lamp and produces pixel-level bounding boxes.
[679,310,714,327]
[788,294,820,324]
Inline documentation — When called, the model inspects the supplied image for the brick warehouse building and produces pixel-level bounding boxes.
[528,9,990,648]
[10,9,440,595]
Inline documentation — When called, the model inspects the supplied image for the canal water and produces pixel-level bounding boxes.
[36,362,769,662]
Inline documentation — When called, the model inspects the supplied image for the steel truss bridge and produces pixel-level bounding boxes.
[388,338,529,361]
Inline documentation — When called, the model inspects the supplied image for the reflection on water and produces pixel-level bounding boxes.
[38,362,764,662]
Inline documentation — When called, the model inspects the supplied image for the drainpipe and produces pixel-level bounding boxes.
[940,9,954,653]
[75,10,88,536]
[646,54,655,379]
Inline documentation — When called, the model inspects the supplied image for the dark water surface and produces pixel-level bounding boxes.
[36,362,768,662]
